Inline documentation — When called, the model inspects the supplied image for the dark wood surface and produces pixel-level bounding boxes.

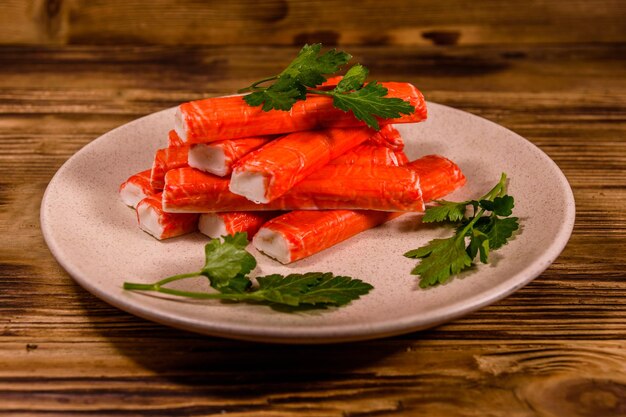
[1,1,626,416]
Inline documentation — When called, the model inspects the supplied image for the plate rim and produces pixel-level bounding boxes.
[40,102,576,344]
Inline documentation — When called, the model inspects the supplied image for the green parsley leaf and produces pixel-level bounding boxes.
[476,215,520,249]
[201,233,256,289]
[422,200,469,223]
[479,195,514,217]
[295,273,374,306]
[280,44,351,88]
[492,195,515,217]
[253,272,322,306]
[243,272,371,307]
[405,236,473,287]
[333,64,368,93]
[243,75,306,111]
[468,229,490,264]
[216,274,251,294]
[331,81,415,130]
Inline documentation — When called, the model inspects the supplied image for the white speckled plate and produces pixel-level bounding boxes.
[40,103,575,343]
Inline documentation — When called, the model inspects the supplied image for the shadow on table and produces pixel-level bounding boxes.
[67,278,416,399]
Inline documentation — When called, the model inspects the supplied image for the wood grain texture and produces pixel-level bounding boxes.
[0,40,625,415]
[1,0,626,46]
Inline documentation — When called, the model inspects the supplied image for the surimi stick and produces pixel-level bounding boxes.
[175,82,427,143]
[198,211,280,239]
[329,145,408,166]
[253,210,394,264]
[253,155,466,264]
[408,155,467,201]
[188,136,272,177]
[119,169,154,208]
[167,130,185,147]
[163,164,423,213]
[230,127,375,203]
[366,124,404,151]
[136,193,199,240]
[281,163,423,210]
[150,145,190,190]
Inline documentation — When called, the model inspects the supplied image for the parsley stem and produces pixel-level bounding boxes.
[457,208,486,242]
[457,173,507,241]
[237,76,279,93]
[123,271,202,291]
[149,287,248,300]
[123,283,263,302]
[308,89,334,96]
[155,271,203,286]
[481,173,507,201]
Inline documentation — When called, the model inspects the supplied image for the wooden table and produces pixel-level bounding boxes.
[1,2,625,416]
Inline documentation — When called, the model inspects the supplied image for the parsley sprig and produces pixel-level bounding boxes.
[124,233,373,309]
[237,44,415,130]
[405,173,520,287]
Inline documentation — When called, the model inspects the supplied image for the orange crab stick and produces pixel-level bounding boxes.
[252,155,466,263]
[229,127,375,203]
[119,169,155,208]
[136,193,199,240]
[365,124,404,150]
[198,211,280,239]
[329,144,408,166]
[253,210,391,264]
[283,163,424,210]
[409,154,466,201]
[167,130,185,147]
[150,145,190,190]
[163,163,422,213]
[175,82,427,143]
[188,136,272,177]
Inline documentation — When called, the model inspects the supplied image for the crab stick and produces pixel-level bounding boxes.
[230,127,375,203]
[150,145,190,190]
[136,193,199,240]
[198,211,280,239]
[329,144,408,166]
[164,163,422,213]
[366,124,404,150]
[188,136,272,177]
[175,82,427,143]
[167,130,185,147]
[409,154,466,201]
[253,210,391,264]
[119,169,155,208]
[253,155,466,263]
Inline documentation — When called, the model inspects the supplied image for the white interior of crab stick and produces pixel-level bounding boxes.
[252,228,291,264]
[188,144,228,176]
[173,107,187,142]
[198,214,228,238]
[119,183,149,208]
[136,202,165,240]
[229,171,270,204]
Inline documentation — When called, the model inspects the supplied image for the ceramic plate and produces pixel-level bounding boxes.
[40,103,575,343]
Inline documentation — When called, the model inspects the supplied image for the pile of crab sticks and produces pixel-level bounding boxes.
[119,79,466,264]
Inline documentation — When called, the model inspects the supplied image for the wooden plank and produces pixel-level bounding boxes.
[0,44,624,93]
[1,0,626,46]
[0,340,624,415]
[0,0,66,44]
